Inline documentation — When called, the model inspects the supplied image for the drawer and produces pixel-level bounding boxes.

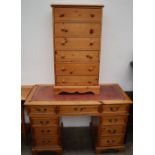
[59,105,99,115]
[55,23,101,37]
[55,63,99,76]
[30,117,59,126]
[54,7,102,22]
[98,136,124,147]
[102,104,129,114]
[56,76,98,86]
[101,115,128,125]
[55,51,99,62]
[99,125,125,136]
[28,106,56,114]
[55,38,100,50]
[33,126,60,137]
[34,137,59,147]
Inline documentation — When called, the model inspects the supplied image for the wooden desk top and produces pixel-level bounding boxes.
[21,85,33,101]
[25,84,132,105]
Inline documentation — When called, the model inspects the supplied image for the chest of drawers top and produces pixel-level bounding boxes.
[52,5,103,94]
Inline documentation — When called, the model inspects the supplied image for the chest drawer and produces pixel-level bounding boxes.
[56,63,99,76]
[28,106,56,114]
[30,117,59,126]
[55,51,99,63]
[55,23,101,37]
[101,115,128,125]
[59,105,99,115]
[33,126,59,137]
[98,135,124,147]
[34,137,60,147]
[99,125,125,136]
[54,7,102,22]
[102,104,129,114]
[56,76,98,86]
[55,38,100,50]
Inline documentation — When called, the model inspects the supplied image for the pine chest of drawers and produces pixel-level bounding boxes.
[52,5,103,94]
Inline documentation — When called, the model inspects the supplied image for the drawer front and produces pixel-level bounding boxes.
[55,23,101,37]
[59,105,99,115]
[30,117,59,126]
[29,106,56,114]
[98,136,124,147]
[102,104,129,114]
[55,38,100,50]
[54,8,102,22]
[56,76,98,86]
[99,125,125,136]
[55,63,99,76]
[33,126,59,137]
[55,51,99,62]
[101,115,128,125]
[34,137,59,147]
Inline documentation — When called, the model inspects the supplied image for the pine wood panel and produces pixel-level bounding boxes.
[55,51,99,62]
[55,23,101,37]
[56,75,98,86]
[54,7,102,22]
[55,38,100,50]
[55,63,99,75]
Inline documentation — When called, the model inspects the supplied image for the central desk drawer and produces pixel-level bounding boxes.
[59,105,99,115]
[30,117,59,126]
[56,63,99,76]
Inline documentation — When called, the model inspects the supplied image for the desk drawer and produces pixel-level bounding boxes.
[55,51,99,63]
[55,38,100,50]
[101,115,128,125]
[55,23,101,37]
[54,7,102,22]
[97,135,124,147]
[56,76,98,86]
[56,63,99,76]
[99,125,125,136]
[34,137,60,147]
[102,104,129,114]
[30,117,59,126]
[28,106,56,114]
[59,105,99,115]
[33,126,60,137]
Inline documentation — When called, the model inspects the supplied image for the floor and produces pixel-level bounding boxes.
[21,127,133,155]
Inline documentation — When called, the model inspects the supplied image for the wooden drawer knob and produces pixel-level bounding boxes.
[59,14,65,17]
[61,67,66,72]
[89,29,94,34]
[89,42,93,46]
[62,79,66,84]
[61,55,65,59]
[90,14,95,18]
[88,67,93,72]
[74,107,78,111]
[61,29,68,32]
[86,55,93,59]
[36,108,47,112]
[110,107,119,112]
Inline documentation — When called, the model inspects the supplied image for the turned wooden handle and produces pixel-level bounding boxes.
[88,67,93,72]
[90,14,95,18]
[89,29,94,34]
[59,14,65,17]
[61,67,66,72]
[86,55,93,59]
[89,42,93,46]
[110,107,119,112]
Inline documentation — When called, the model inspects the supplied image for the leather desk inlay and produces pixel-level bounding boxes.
[25,84,132,155]
[31,85,126,101]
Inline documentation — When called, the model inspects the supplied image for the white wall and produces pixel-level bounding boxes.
[22,0,133,126]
